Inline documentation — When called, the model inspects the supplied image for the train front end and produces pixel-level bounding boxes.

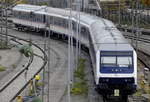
[96,50,137,97]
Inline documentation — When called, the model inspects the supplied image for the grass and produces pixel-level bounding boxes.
[134,89,142,97]
[19,45,33,57]
[71,80,88,95]
[35,82,43,88]
[31,97,42,102]
[0,65,6,72]
[0,41,12,49]
[12,64,17,69]
[144,84,150,94]
[74,59,86,80]
[71,58,88,95]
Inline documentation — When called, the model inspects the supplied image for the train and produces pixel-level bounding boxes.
[12,4,137,102]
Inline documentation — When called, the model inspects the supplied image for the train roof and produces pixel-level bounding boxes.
[13,4,133,51]
[98,44,133,51]
[90,19,133,51]
[12,4,47,14]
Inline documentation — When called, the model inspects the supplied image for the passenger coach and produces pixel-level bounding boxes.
[12,4,137,102]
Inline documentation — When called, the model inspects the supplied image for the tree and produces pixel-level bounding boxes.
[0,0,14,5]
[0,0,17,7]
[37,2,48,6]
[0,0,28,6]
[16,0,28,4]
[141,0,150,6]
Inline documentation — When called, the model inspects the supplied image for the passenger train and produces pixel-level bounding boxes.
[12,4,137,101]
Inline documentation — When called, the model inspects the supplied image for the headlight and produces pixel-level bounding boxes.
[102,78,109,82]
[124,78,134,83]
[106,79,109,82]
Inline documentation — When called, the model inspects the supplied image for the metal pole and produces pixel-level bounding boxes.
[78,0,81,57]
[135,0,139,52]
[71,19,74,84]
[30,12,33,45]
[0,6,2,42]
[75,1,81,70]
[5,0,8,46]
[131,0,134,45]
[77,0,81,57]
[42,61,45,102]
[75,14,78,71]
[42,30,47,102]
[67,0,73,100]
[118,0,121,25]
[47,23,51,102]
[68,17,71,102]
[68,27,71,102]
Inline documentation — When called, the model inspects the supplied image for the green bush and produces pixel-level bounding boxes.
[31,97,42,102]
[19,45,33,57]
[134,89,142,97]
[71,81,88,95]
[12,64,16,69]
[0,42,12,49]
[38,2,48,6]
[74,59,86,80]
[0,65,6,72]
[71,58,88,95]
[71,87,82,95]
[36,82,43,87]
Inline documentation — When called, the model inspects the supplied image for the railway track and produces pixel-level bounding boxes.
[124,34,150,102]
[124,34,150,70]
[5,28,150,102]
[0,19,149,102]
[87,33,150,102]
[0,28,71,102]
[0,32,47,102]
[124,34,150,44]
[0,35,34,92]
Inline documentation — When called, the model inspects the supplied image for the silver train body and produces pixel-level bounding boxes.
[12,4,137,96]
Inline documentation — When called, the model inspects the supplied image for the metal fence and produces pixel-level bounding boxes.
[100,0,150,29]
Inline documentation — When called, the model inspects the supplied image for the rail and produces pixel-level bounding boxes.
[118,26,150,35]
[124,34,150,43]
[0,33,47,101]
[124,34,150,70]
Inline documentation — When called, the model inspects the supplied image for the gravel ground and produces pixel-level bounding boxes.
[0,47,28,87]
[3,29,149,102]
[8,29,99,102]
[60,51,103,102]
[0,48,21,69]
[6,29,104,102]
[127,38,150,102]
[5,29,70,102]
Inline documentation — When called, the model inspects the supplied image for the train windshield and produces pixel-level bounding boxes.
[101,56,132,68]
[100,51,133,68]
[117,57,132,67]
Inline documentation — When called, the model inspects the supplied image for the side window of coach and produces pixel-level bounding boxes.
[43,15,46,23]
